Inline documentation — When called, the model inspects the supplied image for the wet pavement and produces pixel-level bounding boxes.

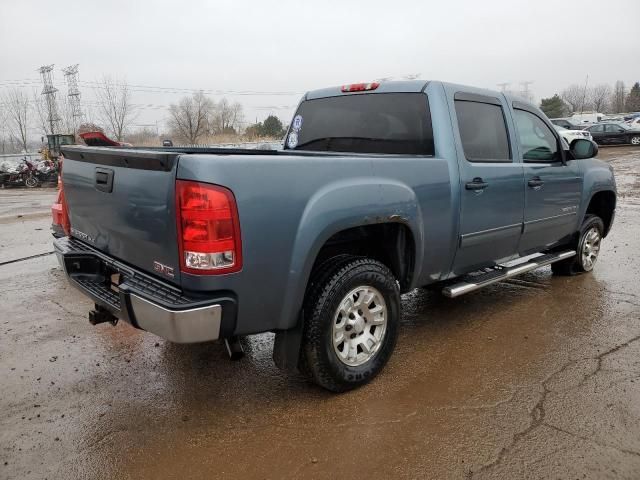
[1,147,639,479]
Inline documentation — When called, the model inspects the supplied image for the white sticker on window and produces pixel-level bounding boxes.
[287,131,298,149]
[292,115,303,132]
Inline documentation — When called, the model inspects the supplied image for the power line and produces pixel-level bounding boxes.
[0,78,303,96]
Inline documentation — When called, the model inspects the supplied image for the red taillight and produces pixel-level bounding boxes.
[341,82,380,93]
[175,180,242,275]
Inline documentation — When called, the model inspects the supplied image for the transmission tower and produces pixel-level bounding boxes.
[62,64,83,130]
[520,81,534,102]
[38,64,60,134]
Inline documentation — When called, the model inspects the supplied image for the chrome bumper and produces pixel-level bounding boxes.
[54,236,235,344]
[129,294,221,343]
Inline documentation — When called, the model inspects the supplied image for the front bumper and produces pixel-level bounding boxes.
[54,236,236,343]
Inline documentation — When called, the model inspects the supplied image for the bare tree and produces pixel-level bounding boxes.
[589,84,611,113]
[167,91,214,144]
[0,105,9,154]
[57,95,78,134]
[33,89,54,136]
[3,88,30,152]
[561,84,588,113]
[95,75,137,141]
[610,80,626,114]
[211,98,244,134]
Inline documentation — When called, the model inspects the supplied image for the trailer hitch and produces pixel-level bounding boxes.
[88,304,118,326]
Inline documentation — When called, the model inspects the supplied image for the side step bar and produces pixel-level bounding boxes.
[442,250,576,298]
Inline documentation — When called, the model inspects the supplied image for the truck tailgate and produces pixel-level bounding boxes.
[61,147,182,285]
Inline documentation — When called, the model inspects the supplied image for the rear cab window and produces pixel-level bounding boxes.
[285,93,434,155]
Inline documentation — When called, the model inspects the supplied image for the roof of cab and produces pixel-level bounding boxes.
[305,80,430,100]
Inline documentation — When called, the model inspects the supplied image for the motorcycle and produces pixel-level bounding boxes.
[0,157,52,188]
[34,159,58,186]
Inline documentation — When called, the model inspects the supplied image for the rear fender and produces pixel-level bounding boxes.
[278,178,423,331]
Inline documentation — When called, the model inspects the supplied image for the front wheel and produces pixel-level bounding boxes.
[301,257,400,392]
[552,215,604,276]
[630,135,640,146]
[24,175,38,188]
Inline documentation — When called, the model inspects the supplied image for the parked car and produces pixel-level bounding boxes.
[626,117,640,129]
[601,116,625,123]
[553,125,592,146]
[549,117,585,130]
[568,112,604,125]
[585,122,640,146]
[162,139,173,147]
[54,80,616,392]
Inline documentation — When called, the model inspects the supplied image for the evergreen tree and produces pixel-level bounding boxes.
[539,94,567,118]
[625,82,640,112]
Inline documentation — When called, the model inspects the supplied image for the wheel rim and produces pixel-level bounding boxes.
[581,227,601,271]
[632,137,640,145]
[25,177,37,187]
[332,286,387,367]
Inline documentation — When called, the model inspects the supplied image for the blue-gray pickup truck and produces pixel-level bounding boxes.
[56,80,616,391]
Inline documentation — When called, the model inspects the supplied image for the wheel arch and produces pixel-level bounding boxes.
[585,189,616,237]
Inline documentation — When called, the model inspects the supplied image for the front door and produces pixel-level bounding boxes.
[512,106,583,253]
[449,91,525,274]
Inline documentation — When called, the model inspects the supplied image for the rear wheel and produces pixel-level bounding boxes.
[301,257,400,392]
[551,215,604,276]
[630,135,640,146]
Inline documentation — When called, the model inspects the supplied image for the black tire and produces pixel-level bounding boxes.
[24,175,38,188]
[630,135,640,146]
[551,214,604,276]
[301,257,400,392]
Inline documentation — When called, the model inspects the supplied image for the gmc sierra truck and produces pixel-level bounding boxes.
[55,80,616,392]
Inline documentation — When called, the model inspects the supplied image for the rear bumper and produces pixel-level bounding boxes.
[54,236,236,343]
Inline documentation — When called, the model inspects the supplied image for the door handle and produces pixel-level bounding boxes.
[465,177,489,191]
[95,168,114,193]
[528,177,544,188]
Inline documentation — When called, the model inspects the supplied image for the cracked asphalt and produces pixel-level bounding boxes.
[1,147,640,479]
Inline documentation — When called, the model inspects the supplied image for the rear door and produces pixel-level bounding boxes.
[511,104,582,253]
[587,124,606,144]
[449,91,525,274]
[61,147,183,285]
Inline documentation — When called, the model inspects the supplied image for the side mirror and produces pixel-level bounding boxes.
[569,138,598,160]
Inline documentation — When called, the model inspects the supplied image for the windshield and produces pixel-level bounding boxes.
[285,93,434,155]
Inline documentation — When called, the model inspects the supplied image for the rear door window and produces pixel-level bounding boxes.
[454,100,511,162]
[286,93,434,155]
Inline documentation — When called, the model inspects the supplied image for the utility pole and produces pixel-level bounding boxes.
[580,75,589,114]
[38,64,60,134]
[62,64,83,133]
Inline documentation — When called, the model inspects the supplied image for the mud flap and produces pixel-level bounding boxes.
[273,314,304,374]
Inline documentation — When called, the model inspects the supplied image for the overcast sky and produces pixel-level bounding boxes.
[1,0,638,133]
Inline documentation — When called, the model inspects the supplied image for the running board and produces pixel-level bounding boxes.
[442,250,576,298]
